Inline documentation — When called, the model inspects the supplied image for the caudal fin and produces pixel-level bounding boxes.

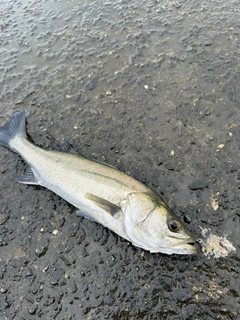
[0,110,27,152]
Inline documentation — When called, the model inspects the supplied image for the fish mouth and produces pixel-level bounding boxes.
[170,240,198,254]
[174,242,198,254]
[165,236,198,254]
[150,242,197,254]
[149,236,198,254]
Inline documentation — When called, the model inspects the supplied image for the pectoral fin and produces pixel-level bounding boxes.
[84,193,121,216]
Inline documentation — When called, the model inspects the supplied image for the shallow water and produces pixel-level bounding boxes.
[0,0,239,319]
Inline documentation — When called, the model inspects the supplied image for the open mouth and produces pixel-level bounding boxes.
[167,235,196,246]
[167,237,198,253]
[177,242,198,253]
[150,242,198,254]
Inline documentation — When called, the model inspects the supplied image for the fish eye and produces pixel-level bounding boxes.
[168,219,181,232]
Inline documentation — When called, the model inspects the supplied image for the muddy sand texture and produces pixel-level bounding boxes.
[0,0,239,319]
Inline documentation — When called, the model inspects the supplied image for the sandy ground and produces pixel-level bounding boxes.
[0,0,239,319]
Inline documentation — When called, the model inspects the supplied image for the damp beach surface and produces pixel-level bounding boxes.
[0,0,239,319]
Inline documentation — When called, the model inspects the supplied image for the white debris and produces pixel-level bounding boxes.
[198,228,236,258]
[211,198,219,211]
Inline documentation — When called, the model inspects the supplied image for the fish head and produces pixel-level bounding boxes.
[121,192,197,255]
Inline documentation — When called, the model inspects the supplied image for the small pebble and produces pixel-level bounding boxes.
[43,266,49,272]
[188,180,205,190]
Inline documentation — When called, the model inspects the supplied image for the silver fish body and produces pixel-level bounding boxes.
[0,110,197,254]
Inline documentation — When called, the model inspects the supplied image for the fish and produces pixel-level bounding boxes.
[0,110,197,254]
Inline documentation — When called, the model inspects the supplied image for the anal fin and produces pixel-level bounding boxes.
[17,167,39,185]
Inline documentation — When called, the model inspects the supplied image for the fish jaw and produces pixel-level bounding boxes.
[129,229,197,255]
[149,236,198,255]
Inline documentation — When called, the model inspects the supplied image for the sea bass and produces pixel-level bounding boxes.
[0,110,197,254]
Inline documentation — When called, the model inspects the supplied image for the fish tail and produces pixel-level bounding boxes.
[0,110,27,152]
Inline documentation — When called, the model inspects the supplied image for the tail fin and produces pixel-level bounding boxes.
[0,110,27,152]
